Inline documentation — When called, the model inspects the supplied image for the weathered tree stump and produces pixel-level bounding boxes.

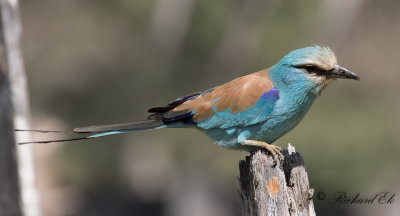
[239,143,316,216]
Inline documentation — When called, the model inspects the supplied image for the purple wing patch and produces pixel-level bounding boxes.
[261,87,279,100]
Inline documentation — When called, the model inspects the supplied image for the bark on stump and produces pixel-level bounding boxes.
[239,144,316,216]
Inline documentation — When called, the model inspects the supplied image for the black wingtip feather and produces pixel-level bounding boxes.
[147,92,201,114]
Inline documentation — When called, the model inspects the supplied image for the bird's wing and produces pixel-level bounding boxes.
[160,69,279,129]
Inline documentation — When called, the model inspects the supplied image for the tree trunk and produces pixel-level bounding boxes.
[0,2,22,214]
[238,143,316,216]
[0,0,40,215]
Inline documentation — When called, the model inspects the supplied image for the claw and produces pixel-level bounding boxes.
[241,140,284,162]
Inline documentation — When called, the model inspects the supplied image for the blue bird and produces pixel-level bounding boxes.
[19,46,359,161]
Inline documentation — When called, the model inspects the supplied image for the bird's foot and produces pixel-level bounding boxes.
[241,140,284,162]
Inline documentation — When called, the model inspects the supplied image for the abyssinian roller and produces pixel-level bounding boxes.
[18,46,359,161]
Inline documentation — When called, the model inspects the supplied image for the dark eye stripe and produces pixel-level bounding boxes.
[294,64,327,75]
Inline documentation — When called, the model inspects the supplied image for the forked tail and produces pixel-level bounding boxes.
[16,120,165,144]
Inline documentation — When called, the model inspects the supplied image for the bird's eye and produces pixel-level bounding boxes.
[303,65,316,73]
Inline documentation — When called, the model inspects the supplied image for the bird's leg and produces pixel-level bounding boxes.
[241,140,284,161]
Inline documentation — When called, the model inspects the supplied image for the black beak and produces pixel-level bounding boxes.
[329,65,360,80]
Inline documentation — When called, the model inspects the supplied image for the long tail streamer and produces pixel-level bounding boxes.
[15,129,94,145]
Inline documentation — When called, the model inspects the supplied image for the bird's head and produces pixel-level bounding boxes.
[271,46,359,94]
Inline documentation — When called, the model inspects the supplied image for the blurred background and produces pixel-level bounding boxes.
[19,0,400,215]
